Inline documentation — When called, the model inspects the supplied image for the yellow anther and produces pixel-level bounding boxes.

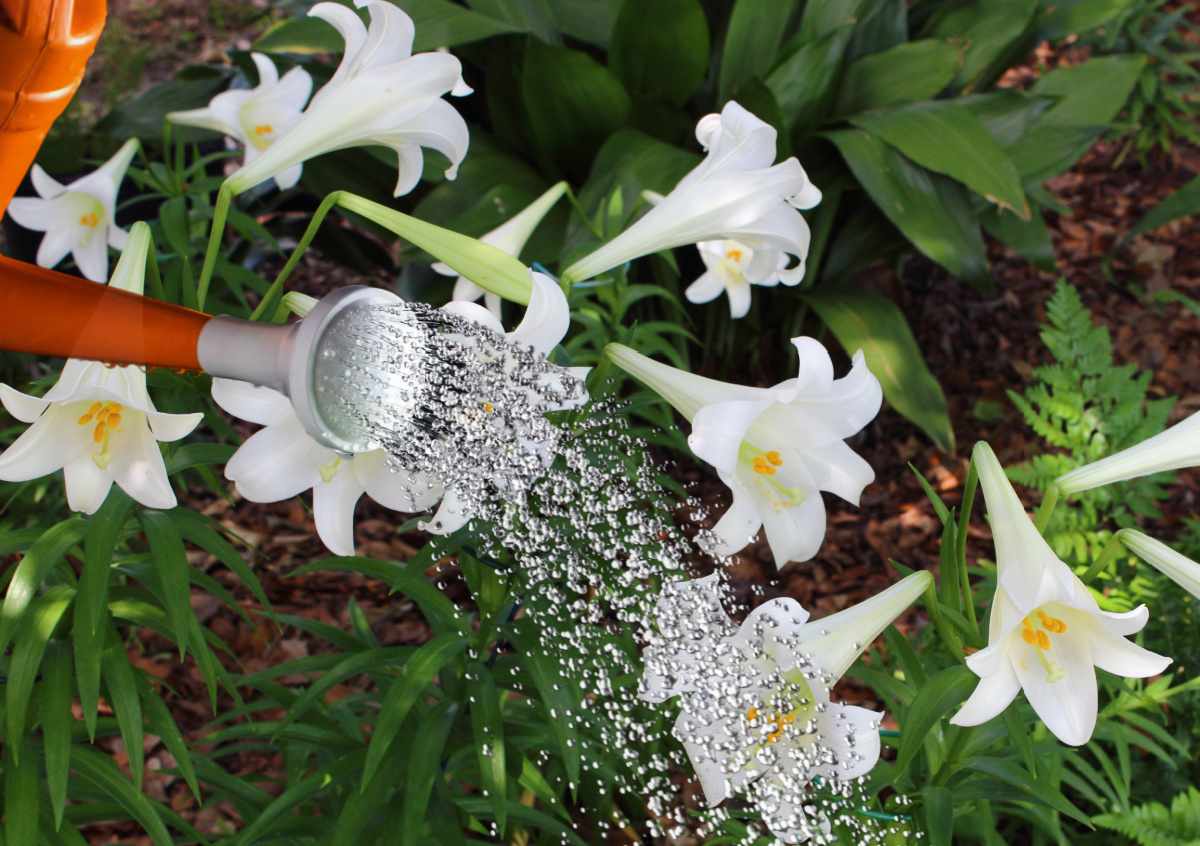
[93,423,106,443]
[79,211,100,228]
[765,451,783,466]
[745,707,759,722]
[254,124,274,136]
[78,401,102,424]
[482,401,494,414]
[1036,630,1050,651]
[1021,625,1037,646]
[752,457,776,476]
[726,248,744,262]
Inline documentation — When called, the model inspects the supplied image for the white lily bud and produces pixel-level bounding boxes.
[1056,410,1200,495]
[1120,529,1200,599]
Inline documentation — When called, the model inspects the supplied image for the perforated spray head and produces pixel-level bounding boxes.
[197,286,440,453]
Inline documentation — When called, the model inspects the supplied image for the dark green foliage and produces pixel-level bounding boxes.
[1095,787,1200,846]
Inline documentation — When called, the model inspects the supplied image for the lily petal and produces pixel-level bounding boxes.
[62,455,115,515]
[0,384,50,423]
[225,419,325,501]
[1056,409,1200,494]
[211,378,295,427]
[812,704,882,780]
[1012,629,1097,746]
[1120,529,1200,600]
[689,400,772,474]
[605,343,767,422]
[109,415,177,510]
[951,661,1021,727]
[312,462,364,556]
[510,271,569,355]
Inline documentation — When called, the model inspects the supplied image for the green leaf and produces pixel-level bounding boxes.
[1036,0,1139,42]
[924,0,1038,91]
[1031,55,1147,128]
[922,785,954,846]
[167,508,271,612]
[455,798,588,846]
[361,634,468,789]
[140,679,202,802]
[140,511,193,657]
[467,0,558,43]
[798,0,865,41]
[0,517,86,655]
[71,746,175,846]
[164,442,235,475]
[982,206,1055,270]
[805,289,955,451]
[827,129,988,284]
[5,738,37,846]
[521,40,631,175]
[468,662,508,834]
[609,0,709,107]
[893,665,976,774]
[8,587,72,760]
[719,0,801,101]
[513,622,582,792]
[850,101,1027,216]
[547,0,615,47]
[1127,175,1200,240]
[41,643,73,829]
[401,704,458,846]
[964,757,1093,826]
[94,72,230,141]
[102,634,145,790]
[836,40,962,115]
[765,26,853,135]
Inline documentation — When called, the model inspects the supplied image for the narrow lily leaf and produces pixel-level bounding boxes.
[41,642,73,829]
[71,746,175,846]
[1127,175,1200,241]
[7,586,73,760]
[609,0,709,107]
[335,193,532,305]
[922,785,954,846]
[468,662,508,834]
[140,678,202,802]
[805,289,955,451]
[826,129,988,285]
[282,645,414,730]
[0,517,86,655]
[836,40,963,115]
[102,633,145,790]
[361,634,469,790]
[455,797,589,846]
[167,509,271,611]
[895,665,976,774]
[4,738,37,846]
[140,511,192,658]
[719,0,802,101]
[513,622,582,792]
[850,101,1027,216]
[401,704,458,846]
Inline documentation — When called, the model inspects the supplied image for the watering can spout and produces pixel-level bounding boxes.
[0,0,107,217]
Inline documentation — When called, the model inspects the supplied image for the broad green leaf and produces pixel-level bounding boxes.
[1031,55,1147,128]
[893,664,976,774]
[164,442,235,475]
[765,26,853,135]
[924,0,1038,91]
[41,643,73,828]
[72,747,175,846]
[4,739,37,846]
[844,0,906,59]
[1127,175,1200,240]
[94,72,231,141]
[809,290,954,450]
[401,704,458,846]
[102,634,145,790]
[0,517,85,655]
[1036,0,1139,41]
[983,207,1055,270]
[850,101,1027,216]
[827,129,988,284]
[610,0,709,107]
[798,0,865,41]
[140,511,193,657]
[467,0,557,43]
[547,0,616,47]
[8,587,72,760]
[521,40,631,176]
[719,0,801,101]
[468,662,508,834]
[922,785,954,846]
[836,40,962,115]
[361,634,468,789]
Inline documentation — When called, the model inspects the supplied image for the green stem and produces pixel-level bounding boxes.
[1033,482,1059,533]
[1082,533,1125,583]
[957,458,980,636]
[196,182,233,312]
[249,191,345,323]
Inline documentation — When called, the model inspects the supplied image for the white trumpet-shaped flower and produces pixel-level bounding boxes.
[225,0,470,197]
[1119,529,1200,600]
[0,223,202,512]
[951,442,1170,746]
[168,53,313,190]
[685,238,799,319]
[606,337,880,564]
[1056,409,1200,495]
[6,138,139,282]
[433,182,567,318]
[641,571,929,843]
[564,101,820,284]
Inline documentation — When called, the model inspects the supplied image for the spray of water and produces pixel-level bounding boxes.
[321,303,903,844]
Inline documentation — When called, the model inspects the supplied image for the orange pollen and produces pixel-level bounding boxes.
[745,707,759,722]
[80,401,123,452]
[92,423,106,443]
[254,124,273,135]
[765,451,783,466]
[79,211,100,228]
[752,457,777,476]
[78,401,103,425]
[482,401,494,414]
[1022,610,1067,651]
[725,248,744,262]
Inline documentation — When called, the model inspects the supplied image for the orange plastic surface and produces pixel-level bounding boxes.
[0,254,210,370]
[0,0,106,216]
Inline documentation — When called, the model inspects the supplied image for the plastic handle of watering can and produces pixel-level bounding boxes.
[0,254,213,370]
[0,0,107,216]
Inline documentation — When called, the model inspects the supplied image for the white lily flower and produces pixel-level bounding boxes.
[1056,409,1200,495]
[951,442,1170,746]
[563,101,820,284]
[168,53,313,190]
[0,223,202,513]
[225,0,471,197]
[606,337,880,564]
[1119,529,1200,600]
[424,271,589,536]
[686,238,799,319]
[6,138,139,282]
[642,571,930,842]
[432,181,567,319]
